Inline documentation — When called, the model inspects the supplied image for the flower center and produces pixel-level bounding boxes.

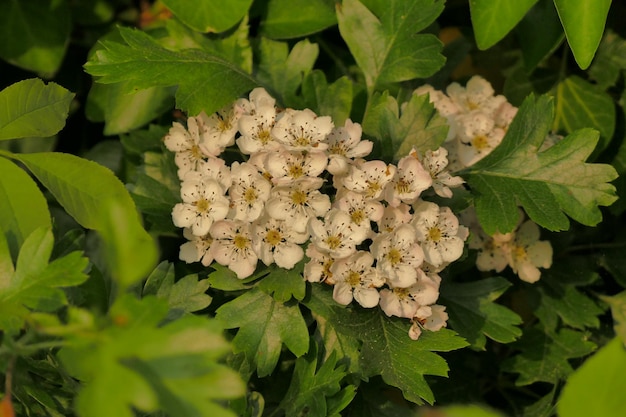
[195,198,210,213]
[258,129,271,144]
[265,229,282,246]
[329,142,346,156]
[288,164,304,178]
[365,180,381,198]
[291,190,308,205]
[295,135,311,147]
[467,99,479,111]
[234,235,250,250]
[347,271,361,287]
[243,187,258,204]
[217,117,231,132]
[325,235,342,250]
[472,135,489,151]
[395,178,411,194]
[513,245,527,261]
[428,227,442,242]
[351,209,365,225]
[394,287,410,299]
[386,248,402,265]
[190,144,204,160]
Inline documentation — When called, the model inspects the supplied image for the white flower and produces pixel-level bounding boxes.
[271,108,332,151]
[507,220,553,283]
[377,204,413,233]
[248,87,276,111]
[331,251,383,308]
[237,104,282,154]
[190,156,231,190]
[371,224,424,288]
[228,162,272,222]
[265,177,331,233]
[414,84,460,118]
[308,209,365,259]
[172,177,230,236]
[409,304,448,340]
[251,215,308,269]
[326,119,373,175]
[333,191,384,236]
[342,160,396,200]
[494,101,518,129]
[379,269,439,318]
[446,75,507,117]
[384,154,432,207]
[411,147,464,198]
[164,117,210,178]
[472,229,511,273]
[197,100,247,156]
[179,228,214,266]
[304,245,335,283]
[266,149,327,185]
[210,220,258,279]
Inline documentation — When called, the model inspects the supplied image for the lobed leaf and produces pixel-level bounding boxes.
[161,0,253,33]
[588,30,626,90]
[260,0,337,39]
[469,0,538,50]
[466,94,618,234]
[257,262,306,302]
[301,71,353,125]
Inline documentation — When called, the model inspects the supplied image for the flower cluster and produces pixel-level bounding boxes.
[416,76,554,282]
[164,87,467,340]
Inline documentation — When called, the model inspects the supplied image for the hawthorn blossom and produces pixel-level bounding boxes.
[411,147,464,198]
[326,119,373,175]
[237,103,282,154]
[409,304,449,340]
[179,228,214,266]
[172,177,230,236]
[455,112,505,166]
[384,154,432,206]
[371,224,425,288]
[228,162,272,222]
[164,116,209,178]
[377,204,413,233]
[304,245,335,284]
[333,191,384,237]
[308,209,365,259]
[271,108,332,151]
[266,149,327,185]
[251,215,308,269]
[192,156,231,190]
[507,220,553,283]
[210,220,258,279]
[471,228,512,273]
[330,251,384,308]
[379,269,439,318]
[445,75,507,117]
[342,160,396,200]
[198,100,248,156]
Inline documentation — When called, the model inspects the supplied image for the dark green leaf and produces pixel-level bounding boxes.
[337,0,444,91]
[0,79,74,140]
[469,0,538,50]
[215,288,309,377]
[599,292,626,345]
[258,262,306,302]
[515,0,564,72]
[588,30,626,89]
[261,0,336,39]
[301,71,353,125]
[161,0,253,33]
[553,0,611,69]
[466,94,618,234]
[84,27,257,115]
[440,277,522,350]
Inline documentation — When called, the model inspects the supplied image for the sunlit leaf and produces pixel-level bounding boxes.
[469,0,538,50]
[161,0,253,33]
[261,0,336,39]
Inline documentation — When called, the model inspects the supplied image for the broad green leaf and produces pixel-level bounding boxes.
[255,38,319,108]
[84,27,257,115]
[0,0,70,75]
[59,295,244,417]
[553,0,611,69]
[515,0,564,72]
[260,0,336,39]
[503,327,596,385]
[432,404,506,417]
[599,292,626,345]
[311,310,362,374]
[257,262,306,302]
[553,76,615,159]
[14,152,157,289]
[469,0,538,50]
[301,71,353,125]
[304,286,468,405]
[0,157,51,260]
[589,30,626,90]
[0,227,88,333]
[440,277,522,350]
[0,79,74,140]
[337,0,444,91]
[120,125,167,156]
[143,261,212,320]
[215,288,309,377]
[0,230,14,286]
[278,343,347,417]
[502,66,559,107]
[558,337,626,417]
[161,0,253,33]
[362,92,448,161]
[85,82,173,136]
[206,263,265,291]
[466,94,618,234]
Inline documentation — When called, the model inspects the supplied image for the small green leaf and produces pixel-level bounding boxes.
[301,71,353,125]
[515,0,565,72]
[553,75,615,159]
[84,27,257,115]
[161,0,253,33]
[215,288,309,377]
[553,0,611,69]
[503,327,596,385]
[440,277,522,350]
[0,0,70,75]
[558,338,626,417]
[469,0,538,50]
[362,92,448,161]
[599,292,626,345]
[337,0,444,91]
[257,262,306,302]
[466,94,618,234]
[260,0,336,39]
[588,30,626,89]
[0,79,74,140]
[0,157,51,260]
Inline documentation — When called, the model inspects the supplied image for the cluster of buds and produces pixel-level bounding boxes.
[164,87,467,339]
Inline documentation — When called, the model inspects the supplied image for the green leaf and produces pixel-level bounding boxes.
[599,292,626,345]
[13,152,157,289]
[260,0,336,39]
[469,0,538,50]
[466,94,618,234]
[553,75,615,159]
[301,71,353,125]
[0,0,70,75]
[0,227,88,333]
[431,404,506,417]
[515,0,565,72]
[588,30,626,90]
[362,91,448,161]
[553,0,611,69]
[304,286,468,405]
[0,79,74,140]
[161,0,253,33]
[257,262,306,302]
[337,0,444,91]
[440,277,522,350]
[0,157,51,260]
[558,337,626,417]
[84,27,257,115]
[255,38,319,108]
[143,261,212,320]
[215,288,309,377]
[59,295,244,417]
[503,327,596,385]
[278,343,347,417]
